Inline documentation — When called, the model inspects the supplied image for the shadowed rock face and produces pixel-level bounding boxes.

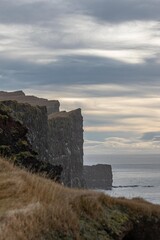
[0,103,28,155]
[0,98,85,188]
[0,91,112,189]
[2,100,49,162]
[122,218,160,240]
[83,164,113,190]
[48,109,84,187]
[0,103,62,182]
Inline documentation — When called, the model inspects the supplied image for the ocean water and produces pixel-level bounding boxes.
[106,163,160,204]
[85,154,160,204]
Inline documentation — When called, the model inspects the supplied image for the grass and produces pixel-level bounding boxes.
[0,157,160,240]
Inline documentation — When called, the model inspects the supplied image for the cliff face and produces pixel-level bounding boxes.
[48,109,84,187]
[0,102,29,157]
[0,91,112,190]
[83,164,113,190]
[2,100,49,162]
[0,96,85,187]
[0,103,62,181]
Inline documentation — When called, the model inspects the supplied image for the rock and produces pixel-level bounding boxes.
[48,109,84,187]
[0,91,113,190]
[1,100,85,187]
[2,100,49,162]
[0,102,62,182]
[83,164,113,190]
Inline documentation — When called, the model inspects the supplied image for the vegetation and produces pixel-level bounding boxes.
[0,157,160,240]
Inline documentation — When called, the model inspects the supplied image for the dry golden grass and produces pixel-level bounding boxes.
[0,157,160,240]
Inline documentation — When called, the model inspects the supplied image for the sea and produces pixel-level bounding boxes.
[84,154,160,205]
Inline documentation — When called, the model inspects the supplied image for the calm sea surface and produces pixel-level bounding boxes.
[106,163,160,204]
[85,154,160,204]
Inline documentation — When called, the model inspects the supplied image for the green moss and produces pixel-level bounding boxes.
[79,218,111,240]
[104,209,129,237]
[0,145,11,156]
[15,151,35,161]
[0,114,9,121]
[17,140,29,149]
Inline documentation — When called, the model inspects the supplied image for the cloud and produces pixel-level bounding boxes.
[75,0,160,23]
[0,1,160,90]
[84,135,160,155]
[1,0,160,25]
[141,132,160,141]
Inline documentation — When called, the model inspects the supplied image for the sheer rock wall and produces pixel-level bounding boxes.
[83,164,113,190]
[0,91,84,187]
[48,109,84,187]
[2,100,49,162]
[0,91,113,189]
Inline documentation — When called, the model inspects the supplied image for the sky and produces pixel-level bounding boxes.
[0,0,160,157]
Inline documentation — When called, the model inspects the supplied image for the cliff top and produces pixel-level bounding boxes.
[48,108,82,120]
[0,157,160,240]
[84,164,112,168]
[0,91,60,114]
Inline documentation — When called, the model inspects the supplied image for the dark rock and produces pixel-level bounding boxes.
[48,109,84,187]
[83,164,113,190]
[15,152,63,182]
[0,103,62,182]
[122,217,160,240]
[0,91,113,189]
[2,100,49,162]
[0,100,84,187]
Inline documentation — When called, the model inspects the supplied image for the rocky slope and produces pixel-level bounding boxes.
[0,157,160,240]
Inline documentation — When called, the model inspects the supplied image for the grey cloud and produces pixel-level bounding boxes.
[0,0,70,25]
[76,0,160,23]
[0,56,160,90]
[1,55,160,90]
[141,132,160,141]
[0,0,160,26]
[84,131,137,141]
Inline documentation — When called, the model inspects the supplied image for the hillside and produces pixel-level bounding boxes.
[0,157,160,240]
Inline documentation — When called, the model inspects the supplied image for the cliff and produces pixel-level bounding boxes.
[2,100,49,162]
[48,109,84,187]
[0,157,160,240]
[84,164,113,190]
[0,98,85,187]
[0,102,62,181]
[0,91,112,189]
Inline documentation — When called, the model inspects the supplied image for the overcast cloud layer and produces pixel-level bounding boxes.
[0,0,160,157]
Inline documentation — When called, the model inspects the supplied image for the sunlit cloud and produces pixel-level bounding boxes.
[0,19,159,64]
[84,136,160,155]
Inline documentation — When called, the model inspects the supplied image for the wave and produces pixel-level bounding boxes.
[113,185,154,189]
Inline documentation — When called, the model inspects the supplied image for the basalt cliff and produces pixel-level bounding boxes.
[0,91,112,189]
